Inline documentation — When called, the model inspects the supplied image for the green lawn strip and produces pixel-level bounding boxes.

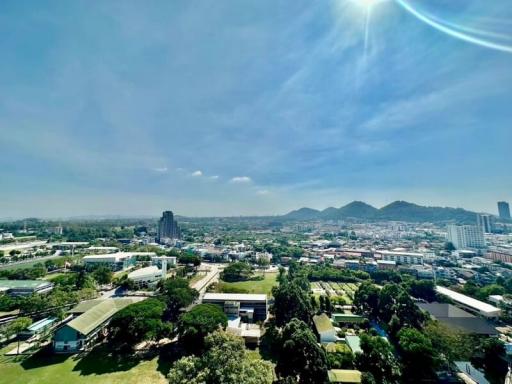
[0,343,167,384]
[216,272,277,296]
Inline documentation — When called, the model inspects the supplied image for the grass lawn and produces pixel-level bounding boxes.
[216,272,278,296]
[0,343,168,384]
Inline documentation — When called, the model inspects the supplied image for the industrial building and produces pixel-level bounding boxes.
[435,286,501,318]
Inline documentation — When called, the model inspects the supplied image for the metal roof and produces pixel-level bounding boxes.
[313,313,335,334]
[203,293,267,301]
[435,286,501,317]
[67,297,144,336]
[128,266,160,279]
[328,369,362,383]
[0,280,52,289]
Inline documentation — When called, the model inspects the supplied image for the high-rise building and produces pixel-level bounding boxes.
[498,201,511,220]
[157,211,181,243]
[447,225,486,250]
[477,214,493,234]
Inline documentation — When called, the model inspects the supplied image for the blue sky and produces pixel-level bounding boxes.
[0,0,511,218]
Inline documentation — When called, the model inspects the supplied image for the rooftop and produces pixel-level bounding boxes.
[203,293,267,302]
[313,313,335,334]
[67,297,144,336]
[128,266,161,279]
[328,369,362,383]
[435,286,501,317]
[0,280,53,289]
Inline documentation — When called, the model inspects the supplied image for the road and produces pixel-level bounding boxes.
[190,263,222,303]
[0,252,64,270]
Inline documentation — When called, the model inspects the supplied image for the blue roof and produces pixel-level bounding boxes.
[454,361,489,384]
[27,317,57,332]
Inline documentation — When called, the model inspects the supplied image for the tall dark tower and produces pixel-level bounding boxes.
[158,211,181,243]
[498,202,511,220]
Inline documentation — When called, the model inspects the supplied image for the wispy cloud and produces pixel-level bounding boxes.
[191,170,203,177]
[230,176,252,184]
[152,167,169,173]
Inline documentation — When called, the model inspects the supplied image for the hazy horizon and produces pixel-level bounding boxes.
[1,1,511,218]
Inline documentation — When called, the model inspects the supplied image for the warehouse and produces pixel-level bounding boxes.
[435,286,501,318]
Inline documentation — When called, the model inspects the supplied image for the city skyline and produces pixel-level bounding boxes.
[1,1,511,218]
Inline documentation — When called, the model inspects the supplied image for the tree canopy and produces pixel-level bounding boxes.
[177,303,228,353]
[275,318,328,384]
[168,330,274,384]
[159,278,199,320]
[108,298,169,350]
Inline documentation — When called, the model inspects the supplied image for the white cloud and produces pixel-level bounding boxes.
[230,176,252,183]
[209,175,219,180]
[191,170,203,177]
[152,167,168,173]
[256,189,270,195]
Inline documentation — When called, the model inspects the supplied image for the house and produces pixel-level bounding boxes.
[53,297,143,353]
[313,313,336,343]
[328,369,362,384]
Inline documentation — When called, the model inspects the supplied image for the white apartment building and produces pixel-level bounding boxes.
[377,250,424,265]
[447,225,486,250]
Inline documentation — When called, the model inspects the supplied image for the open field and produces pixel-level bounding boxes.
[214,272,278,296]
[0,343,168,384]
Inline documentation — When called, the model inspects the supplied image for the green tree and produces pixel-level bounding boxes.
[275,319,328,384]
[354,334,401,384]
[6,317,32,354]
[108,299,169,350]
[160,278,199,320]
[220,262,254,282]
[397,328,437,382]
[168,330,273,384]
[271,280,312,327]
[177,304,227,353]
[92,265,113,285]
[353,281,380,318]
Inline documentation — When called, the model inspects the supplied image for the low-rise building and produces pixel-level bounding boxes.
[376,250,424,265]
[202,293,268,322]
[0,280,54,296]
[328,370,362,384]
[127,266,163,288]
[82,252,142,271]
[435,286,501,318]
[53,297,143,353]
[313,313,336,343]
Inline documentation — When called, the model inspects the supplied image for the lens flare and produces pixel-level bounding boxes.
[394,0,512,54]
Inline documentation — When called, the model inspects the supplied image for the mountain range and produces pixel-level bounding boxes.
[283,200,480,223]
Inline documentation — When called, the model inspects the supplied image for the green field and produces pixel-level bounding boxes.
[0,344,168,384]
[215,272,278,296]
